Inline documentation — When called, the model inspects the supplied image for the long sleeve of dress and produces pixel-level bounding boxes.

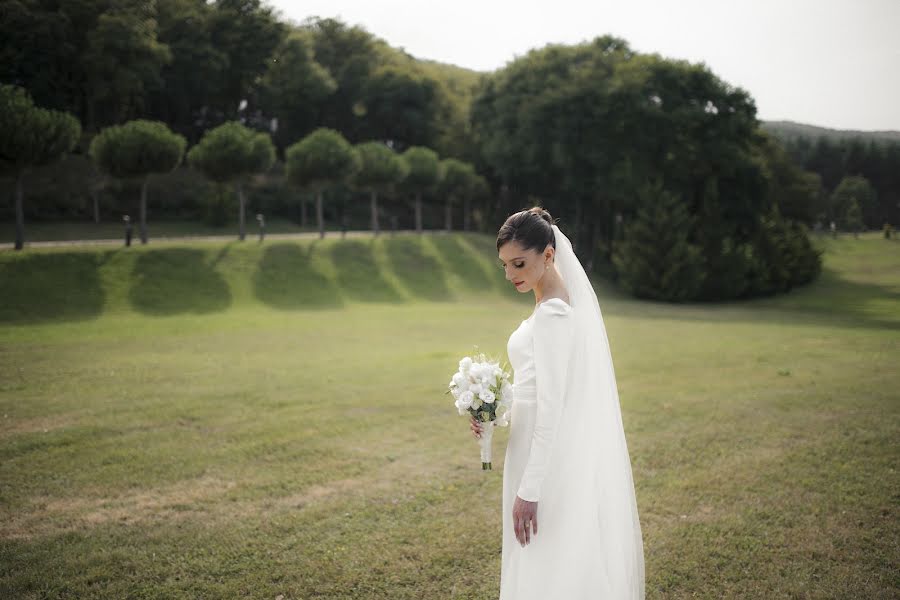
[516,299,573,502]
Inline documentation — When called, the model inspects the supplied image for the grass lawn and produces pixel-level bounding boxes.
[0,231,897,599]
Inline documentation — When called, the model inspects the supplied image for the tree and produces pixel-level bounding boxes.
[844,198,864,238]
[746,205,822,295]
[0,1,79,118]
[208,0,286,121]
[361,66,442,150]
[401,146,440,233]
[83,1,172,129]
[260,32,336,151]
[187,121,275,240]
[831,175,877,229]
[0,85,81,250]
[756,131,823,225]
[467,174,490,232]
[302,17,378,141]
[438,158,478,232]
[151,0,227,140]
[89,120,187,244]
[285,128,359,239]
[353,141,407,235]
[611,183,706,302]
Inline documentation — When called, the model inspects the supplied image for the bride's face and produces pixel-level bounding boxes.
[498,241,551,293]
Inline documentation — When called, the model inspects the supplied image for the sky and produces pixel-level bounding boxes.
[268,0,900,132]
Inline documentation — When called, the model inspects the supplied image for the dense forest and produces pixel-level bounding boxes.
[2,0,897,301]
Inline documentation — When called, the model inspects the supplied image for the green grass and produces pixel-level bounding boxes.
[0,232,897,599]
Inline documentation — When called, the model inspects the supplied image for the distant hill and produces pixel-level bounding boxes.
[762,120,900,144]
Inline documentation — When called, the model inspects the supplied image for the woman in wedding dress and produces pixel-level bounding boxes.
[471,207,645,599]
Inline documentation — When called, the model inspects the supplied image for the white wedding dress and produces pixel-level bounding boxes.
[500,280,644,597]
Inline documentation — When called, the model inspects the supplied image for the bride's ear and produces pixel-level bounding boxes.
[544,245,555,262]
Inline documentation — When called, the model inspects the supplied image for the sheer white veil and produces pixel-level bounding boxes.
[550,223,645,597]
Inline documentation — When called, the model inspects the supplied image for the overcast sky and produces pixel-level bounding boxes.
[269,0,900,132]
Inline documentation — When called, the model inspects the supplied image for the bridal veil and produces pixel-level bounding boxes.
[523,223,645,598]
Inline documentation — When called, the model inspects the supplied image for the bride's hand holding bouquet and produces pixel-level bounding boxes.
[447,352,513,470]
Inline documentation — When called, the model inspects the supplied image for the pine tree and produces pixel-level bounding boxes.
[612,183,706,301]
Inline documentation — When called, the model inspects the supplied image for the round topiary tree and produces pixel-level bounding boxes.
[353,141,407,236]
[187,122,276,241]
[438,158,478,232]
[89,120,186,244]
[0,85,81,250]
[401,146,440,233]
[285,128,359,239]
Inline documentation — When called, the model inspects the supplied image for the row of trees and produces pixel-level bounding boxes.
[6,4,896,300]
[773,134,900,228]
[2,84,485,249]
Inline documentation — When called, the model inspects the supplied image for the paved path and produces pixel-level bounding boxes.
[0,229,458,251]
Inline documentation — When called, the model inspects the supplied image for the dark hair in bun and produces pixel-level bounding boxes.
[496,206,557,253]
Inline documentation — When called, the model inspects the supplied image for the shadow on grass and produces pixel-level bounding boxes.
[429,235,494,293]
[603,264,900,332]
[330,240,403,303]
[253,242,343,309]
[462,233,529,301]
[384,236,452,301]
[0,251,106,324]
[129,248,231,315]
[209,244,232,269]
[751,264,900,330]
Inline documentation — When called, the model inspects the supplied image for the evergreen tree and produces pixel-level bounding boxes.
[0,85,81,250]
[612,184,705,302]
[353,141,407,235]
[401,146,440,233]
[187,121,275,240]
[90,120,187,244]
[845,198,864,238]
[745,205,822,295]
[286,128,359,239]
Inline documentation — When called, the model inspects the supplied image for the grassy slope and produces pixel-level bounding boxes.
[0,232,897,599]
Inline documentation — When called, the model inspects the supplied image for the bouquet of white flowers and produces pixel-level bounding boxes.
[447,352,513,470]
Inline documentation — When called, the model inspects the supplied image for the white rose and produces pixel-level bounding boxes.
[452,372,465,387]
[469,383,483,396]
[480,390,496,404]
[459,357,473,373]
[459,390,474,409]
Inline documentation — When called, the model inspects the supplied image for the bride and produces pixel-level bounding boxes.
[471,207,645,599]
